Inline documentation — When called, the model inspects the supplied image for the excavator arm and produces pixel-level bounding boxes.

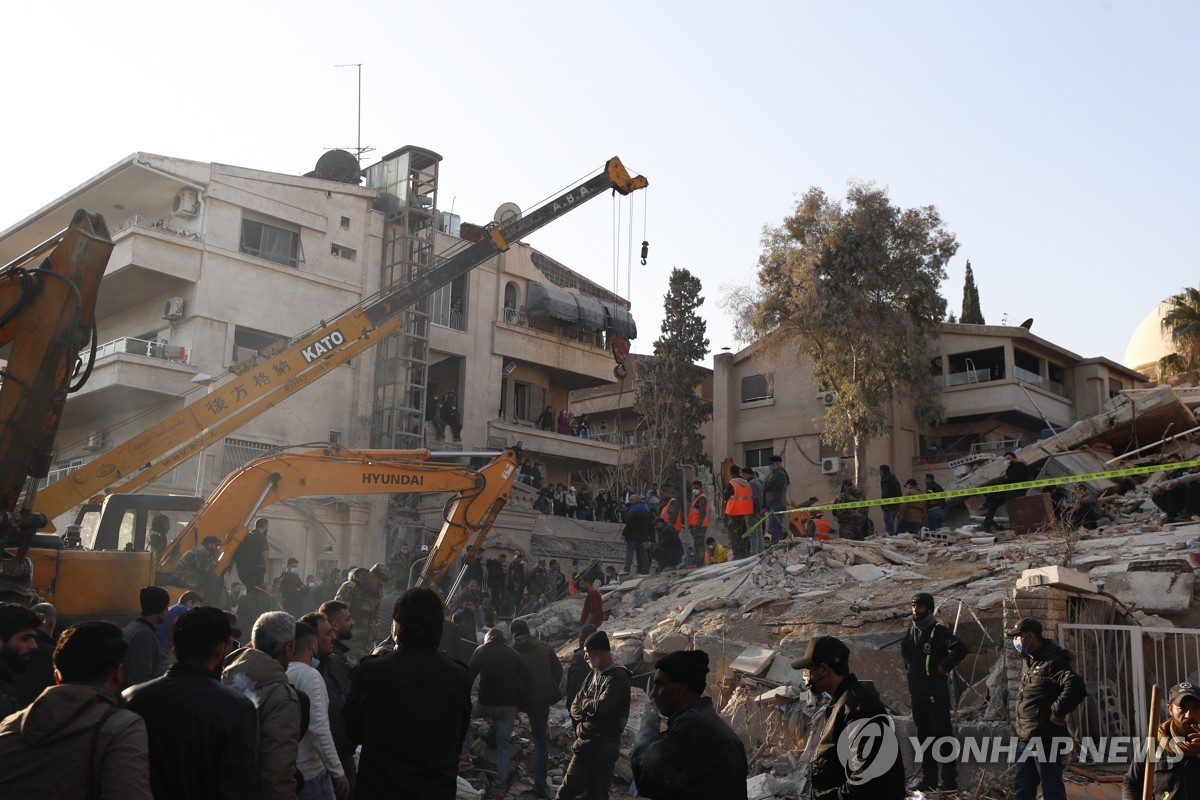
[155,447,516,586]
[0,210,110,572]
[36,158,646,525]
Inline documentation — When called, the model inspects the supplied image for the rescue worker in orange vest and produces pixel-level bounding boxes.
[659,489,682,536]
[724,466,754,560]
[686,480,709,567]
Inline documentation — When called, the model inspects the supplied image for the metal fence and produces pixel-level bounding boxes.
[1060,623,1200,745]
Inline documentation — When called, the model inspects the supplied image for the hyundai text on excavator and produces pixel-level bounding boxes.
[0,211,111,602]
[33,446,516,618]
[15,157,646,613]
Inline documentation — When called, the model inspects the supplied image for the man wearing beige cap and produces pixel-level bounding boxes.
[1007,617,1087,800]
[792,635,905,798]
[1123,682,1200,800]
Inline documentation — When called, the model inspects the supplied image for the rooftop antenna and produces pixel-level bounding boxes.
[332,63,374,161]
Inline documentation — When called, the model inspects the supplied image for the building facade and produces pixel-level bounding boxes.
[0,148,633,581]
[712,322,1149,529]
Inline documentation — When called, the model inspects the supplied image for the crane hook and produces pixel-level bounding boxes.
[640,240,649,266]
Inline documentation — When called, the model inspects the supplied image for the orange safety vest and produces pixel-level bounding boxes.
[660,498,682,532]
[725,478,752,516]
[687,493,709,528]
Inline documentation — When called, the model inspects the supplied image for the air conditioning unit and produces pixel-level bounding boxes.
[163,296,185,321]
[819,391,837,407]
[83,431,109,452]
[172,188,201,217]
[821,457,841,475]
[502,361,517,375]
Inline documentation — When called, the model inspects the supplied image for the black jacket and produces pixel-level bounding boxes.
[880,472,902,499]
[631,697,748,800]
[570,663,631,742]
[808,675,906,800]
[468,636,530,707]
[123,662,258,800]
[345,643,472,800]
[622,501,654,544]
[764,466,790,507]
[1015,639,1087,740]
[319,641,355,760]
[565,648,589,711]
[511,633,564,710]
[1123,719,1200,800]
[900,618,968,701]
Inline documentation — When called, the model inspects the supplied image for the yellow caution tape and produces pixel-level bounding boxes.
[735,460,1200,533]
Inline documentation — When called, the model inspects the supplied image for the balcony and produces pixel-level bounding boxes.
[941,378,1074,428]
[493,315,616,390]
[97,217,203,319]
[62,337,198,430]
[487,419,622,468]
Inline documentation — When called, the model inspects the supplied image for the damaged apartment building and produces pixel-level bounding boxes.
[0,146,636,580]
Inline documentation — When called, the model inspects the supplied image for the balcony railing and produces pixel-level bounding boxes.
[110,215,203,241]
[85,337,190,364]
[501,308,607,350]
[937,368,993,387]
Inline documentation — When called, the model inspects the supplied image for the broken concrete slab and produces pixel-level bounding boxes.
[845,563,885,582]
[729,645,776,676]
[1101,560,1195,613]
[1016,566,1098,593]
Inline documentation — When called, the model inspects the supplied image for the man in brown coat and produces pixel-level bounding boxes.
[0,621,153,799]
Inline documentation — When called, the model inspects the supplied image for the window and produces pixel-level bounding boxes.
[340,216,351,229]
[744,446,774,468]
[329,430,342,445]
[513,382,545,423]
[240,214,303,267]
[1109,377,1124,399]
[232,325,285,364]
[741,373,774,402]
[331,243,357,261]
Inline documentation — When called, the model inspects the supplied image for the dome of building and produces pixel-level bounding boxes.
[1123,301,1174,374]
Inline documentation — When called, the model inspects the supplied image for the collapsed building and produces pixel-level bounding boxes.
[450,383,1200,799]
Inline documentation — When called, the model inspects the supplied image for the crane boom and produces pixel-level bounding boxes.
[36,157,647,523]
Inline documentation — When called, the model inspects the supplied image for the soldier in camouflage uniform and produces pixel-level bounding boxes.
[174,536,222,602]
[334,563,388,665]
[833,480,871,541]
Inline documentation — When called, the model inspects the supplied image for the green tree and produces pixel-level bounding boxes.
[960,260,985,324]
[1158,286,1200,379]
[731,182,956,484]
[633,268,712,487]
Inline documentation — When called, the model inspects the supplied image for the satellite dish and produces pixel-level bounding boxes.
[494,202,522,225]
[311,150,362,184]
[1020,318,1034,330]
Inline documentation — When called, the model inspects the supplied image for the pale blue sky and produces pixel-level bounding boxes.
[4,1,1195,366]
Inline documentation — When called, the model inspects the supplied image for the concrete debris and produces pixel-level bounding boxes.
[494,432,1200,798]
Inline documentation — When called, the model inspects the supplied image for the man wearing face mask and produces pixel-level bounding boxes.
[1123,682,1200,800]
[793,636,905,799]
[901,592,968,794]
[1008,617,1086,800]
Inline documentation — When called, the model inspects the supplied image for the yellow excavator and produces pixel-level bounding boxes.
[12,157,646,614]
[35,446,516,617]
[0,211,111,603]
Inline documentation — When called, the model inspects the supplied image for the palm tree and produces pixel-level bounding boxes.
[1158,287,1200,379]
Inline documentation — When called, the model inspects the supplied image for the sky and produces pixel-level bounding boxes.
[4,1,1197,367]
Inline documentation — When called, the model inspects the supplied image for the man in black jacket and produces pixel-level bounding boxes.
[900,592,968,793]
[124,606,257,800]
[317,601,357,792]
[345,588,472,800]
[1123,681,1200,800]
[794,636,905,799]
[983,452,1032,531]
[879,465,903,536]
[622,495,653,575]
[631,649,747,800]
[511,620,563,798]
[465,628,530,799]
[1009,617,1087,800]
[558,630,631,800]
[763,456,790,545]
[122,586,169,689]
